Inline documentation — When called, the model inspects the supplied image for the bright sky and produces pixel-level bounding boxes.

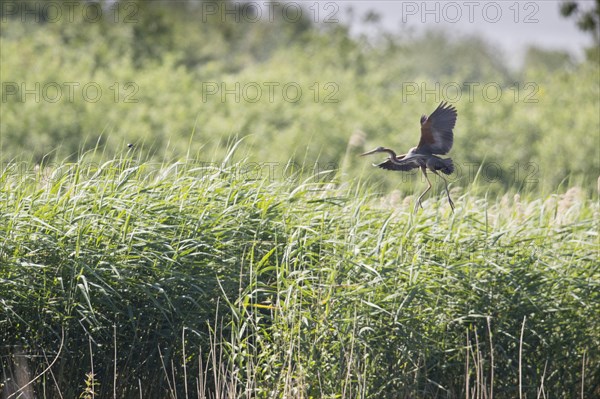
[331,0,594,67]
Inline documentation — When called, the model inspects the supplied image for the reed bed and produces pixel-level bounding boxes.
[1,154,598,398]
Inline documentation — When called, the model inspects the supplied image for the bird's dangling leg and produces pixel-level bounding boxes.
[415,166,432,213]
[431,170,454,212]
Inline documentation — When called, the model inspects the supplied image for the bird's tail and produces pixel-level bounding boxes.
[430,157,454,175]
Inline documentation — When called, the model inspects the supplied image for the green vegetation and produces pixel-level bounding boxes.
[1,1,599,194]
[1,1,599,397]
[0,153,598,397]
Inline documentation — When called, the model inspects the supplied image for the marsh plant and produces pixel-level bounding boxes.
[1,148,598,398]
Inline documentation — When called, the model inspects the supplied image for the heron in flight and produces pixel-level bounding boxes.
[361,101,457,213]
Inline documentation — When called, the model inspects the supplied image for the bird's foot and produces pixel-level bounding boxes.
[448,197,455,213]
[413,200,423,214]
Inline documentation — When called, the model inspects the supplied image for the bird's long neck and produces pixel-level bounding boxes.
[382,148,397,159]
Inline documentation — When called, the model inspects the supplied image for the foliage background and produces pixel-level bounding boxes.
[1,0,599,194]
[1,1,599,398]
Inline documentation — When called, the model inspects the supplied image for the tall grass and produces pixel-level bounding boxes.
[1,149,598,398]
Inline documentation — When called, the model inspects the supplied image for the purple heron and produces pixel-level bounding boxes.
[361,101,457,213]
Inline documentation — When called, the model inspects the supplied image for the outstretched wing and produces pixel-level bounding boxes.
[375,158,419,172]
[417,101,457,155]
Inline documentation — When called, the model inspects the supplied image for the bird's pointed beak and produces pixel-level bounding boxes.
[360,148,380,157]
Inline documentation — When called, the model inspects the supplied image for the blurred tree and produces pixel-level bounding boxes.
[379,31,513,83]
[560,0,600,61]
[523,46,574,71]
[0,0,314,69]
[560,0,600,43]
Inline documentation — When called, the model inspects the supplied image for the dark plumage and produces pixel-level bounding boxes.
[361,102,458,212]
[418,102,457,155]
